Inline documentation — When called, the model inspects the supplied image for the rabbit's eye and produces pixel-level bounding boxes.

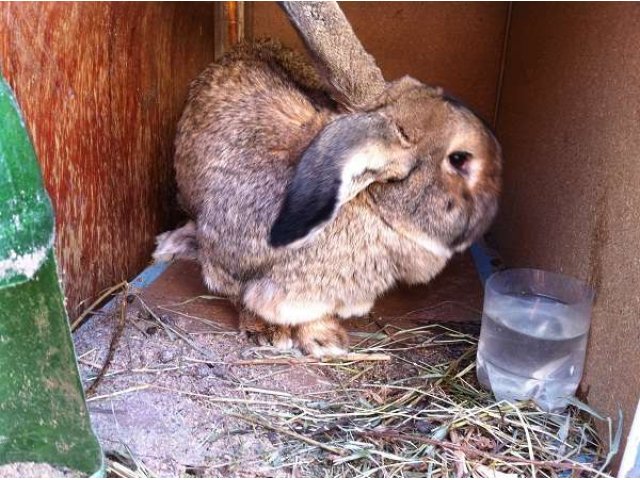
[448,151,471,173]
[396,124,410,142]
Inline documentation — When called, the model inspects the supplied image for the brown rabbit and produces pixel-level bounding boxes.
[155,37,501,357]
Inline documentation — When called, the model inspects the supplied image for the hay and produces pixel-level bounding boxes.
[212,323,614,478]
[100,313,615,478]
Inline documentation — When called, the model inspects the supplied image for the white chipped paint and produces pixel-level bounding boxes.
[0,236,52,281]
[1,88,28,130]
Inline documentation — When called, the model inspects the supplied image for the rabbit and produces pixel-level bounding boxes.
[154,41,502,357]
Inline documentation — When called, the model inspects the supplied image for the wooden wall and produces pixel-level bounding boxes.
[494,3,640,459]
[0,3,215,317]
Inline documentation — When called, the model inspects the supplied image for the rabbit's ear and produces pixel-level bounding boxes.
[269,113,415,248]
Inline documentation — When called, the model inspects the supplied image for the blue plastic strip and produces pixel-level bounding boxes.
[129,261,170,289]
[102,261,170,311]
[470,242,496,286]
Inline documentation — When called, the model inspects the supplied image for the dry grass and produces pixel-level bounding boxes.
[101,309,617,478]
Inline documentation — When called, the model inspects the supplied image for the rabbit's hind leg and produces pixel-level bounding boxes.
[152,221,198,262]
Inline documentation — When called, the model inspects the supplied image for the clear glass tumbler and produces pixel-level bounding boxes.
[476,268,595,411]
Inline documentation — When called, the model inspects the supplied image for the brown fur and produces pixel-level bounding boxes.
[157,42,502,357]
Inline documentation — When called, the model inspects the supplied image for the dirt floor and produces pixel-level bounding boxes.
[72,254,486,477]
[0,462,84,478]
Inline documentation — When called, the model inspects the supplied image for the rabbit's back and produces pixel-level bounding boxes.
[174,43,334,285]
[175,43,331,218]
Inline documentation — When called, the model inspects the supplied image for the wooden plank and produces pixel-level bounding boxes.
[0,3,216,318]
[214,1,246,60]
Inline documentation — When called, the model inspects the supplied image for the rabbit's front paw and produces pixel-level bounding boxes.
[239,310,294,350]
[293,317,349,358]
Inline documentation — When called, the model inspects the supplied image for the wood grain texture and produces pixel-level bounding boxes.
[494,3,640,462]
[250,1,509,122]
[214,2,244,60]
[0,3,215,318]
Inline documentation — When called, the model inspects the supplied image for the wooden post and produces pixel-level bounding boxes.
[214,1,247,61]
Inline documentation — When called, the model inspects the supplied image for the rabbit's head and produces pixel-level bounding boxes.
[269,77,501,256]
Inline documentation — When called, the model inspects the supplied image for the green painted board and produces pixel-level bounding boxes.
[0,75,103,475]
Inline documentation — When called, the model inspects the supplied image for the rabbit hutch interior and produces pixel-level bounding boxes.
[0,1,638,478]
